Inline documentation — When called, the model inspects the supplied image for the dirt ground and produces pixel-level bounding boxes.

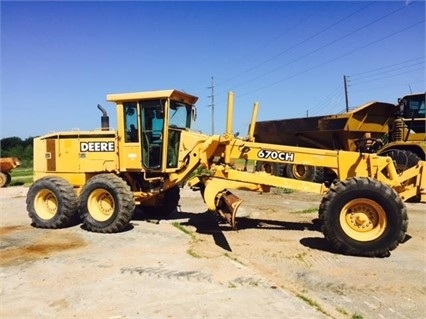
[0,186,425,319]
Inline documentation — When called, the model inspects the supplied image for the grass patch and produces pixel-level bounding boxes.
[336,307,348,316]
[8,167,34,186]
[352,314,364,319]
[10,168,33,177]
[290,207,318,214]
[296,293,330,317]
[224,252,245,266]
[272,187,294,195]
[9,177,33,186]
[171,222,202,258]
[172,222,197,241]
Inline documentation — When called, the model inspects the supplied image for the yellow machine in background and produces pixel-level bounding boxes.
[0,157,21,187]
[27,90,426,257]
[254,93,426,183]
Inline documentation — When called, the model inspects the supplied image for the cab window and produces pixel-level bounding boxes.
[124,102,138,142]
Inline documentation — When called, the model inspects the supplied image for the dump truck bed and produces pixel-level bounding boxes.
[254,101,397,152]
[0,157,20,173]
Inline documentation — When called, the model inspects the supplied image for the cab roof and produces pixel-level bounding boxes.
[107,89,198,105]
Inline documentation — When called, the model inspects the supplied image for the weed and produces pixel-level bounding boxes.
[172,222,197,241]
[224,252,245,266]
[296,293,330,317]
[228,282,237,288]
[352,314,363,319]
[336,307,348,315]
[187,248,201,259]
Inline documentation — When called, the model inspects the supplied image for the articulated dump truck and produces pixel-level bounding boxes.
[254,93,426,189]
[0,157,21,187]
[26,90,426,257]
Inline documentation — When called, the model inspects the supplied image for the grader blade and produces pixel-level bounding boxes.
[217,191,243,229]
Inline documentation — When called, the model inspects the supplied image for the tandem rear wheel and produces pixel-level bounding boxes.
[78,173,135,233]
[26,176,78,228]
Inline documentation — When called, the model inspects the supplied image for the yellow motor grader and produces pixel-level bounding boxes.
[26,90,426,257]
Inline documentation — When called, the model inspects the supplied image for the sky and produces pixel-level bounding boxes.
[1,0,425,139]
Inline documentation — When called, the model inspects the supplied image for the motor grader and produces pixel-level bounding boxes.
[27,89,426,257]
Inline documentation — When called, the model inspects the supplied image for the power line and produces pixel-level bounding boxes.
[348,56,424,77]
[237,19,424,98]
[215,1,373,87]
[308,84,344,116]
[218,1,419,97]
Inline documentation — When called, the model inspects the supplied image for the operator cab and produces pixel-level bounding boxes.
[107,90,198,171]
[397,92,426,134]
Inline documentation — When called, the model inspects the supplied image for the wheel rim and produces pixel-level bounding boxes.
[293,165,307,179]
[339,198,387,242]
[34,189,58,220]
[87,189,115,222]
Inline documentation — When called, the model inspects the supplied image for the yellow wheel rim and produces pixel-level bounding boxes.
[34,189,58,220]
[87,189,115,222]
[339,198,387,242]
[293,165,307,179]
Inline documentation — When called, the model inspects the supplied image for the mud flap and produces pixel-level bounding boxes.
[216,191,243,229]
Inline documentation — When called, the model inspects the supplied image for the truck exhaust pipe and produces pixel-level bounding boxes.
[97,104,110,131]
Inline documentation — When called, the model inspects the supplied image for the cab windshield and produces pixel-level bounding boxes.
[169,101,192,129]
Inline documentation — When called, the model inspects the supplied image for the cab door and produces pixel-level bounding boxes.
[140,99,166,170]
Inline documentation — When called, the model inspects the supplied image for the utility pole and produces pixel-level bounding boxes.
[207,76,215,135]
[344,75,349,112]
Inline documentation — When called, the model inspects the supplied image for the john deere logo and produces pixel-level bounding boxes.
[80,142,115,152]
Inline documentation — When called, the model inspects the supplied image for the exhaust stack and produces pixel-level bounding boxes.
[97,104,110,131]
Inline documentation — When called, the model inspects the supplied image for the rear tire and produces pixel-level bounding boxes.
[26,176,78,228]
[380,149,421,202]
[79,174,135,233]
[0,172,11,187]
[285,164,324,182]
[379,149,421,173]
[255,161,285,177]
[319,177,407,257]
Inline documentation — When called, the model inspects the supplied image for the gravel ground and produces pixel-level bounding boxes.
[0,186,425,319]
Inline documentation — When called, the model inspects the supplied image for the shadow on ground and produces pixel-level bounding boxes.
[133,208,336,253]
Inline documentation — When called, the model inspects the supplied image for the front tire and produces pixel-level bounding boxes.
[319,177,408,257]
[79,174,135,233]
[26,176,78,228]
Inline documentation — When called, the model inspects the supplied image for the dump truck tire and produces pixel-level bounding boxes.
[319,177,408,257]
[255,161,285,176]
[26,176,78,228]
[285,164,324,182]
[382,149,421,202]
[380,149,421,173]
[79,174,135,233]
[0,172,9,187]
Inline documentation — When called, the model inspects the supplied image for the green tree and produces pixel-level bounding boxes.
[1,136,34,167]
